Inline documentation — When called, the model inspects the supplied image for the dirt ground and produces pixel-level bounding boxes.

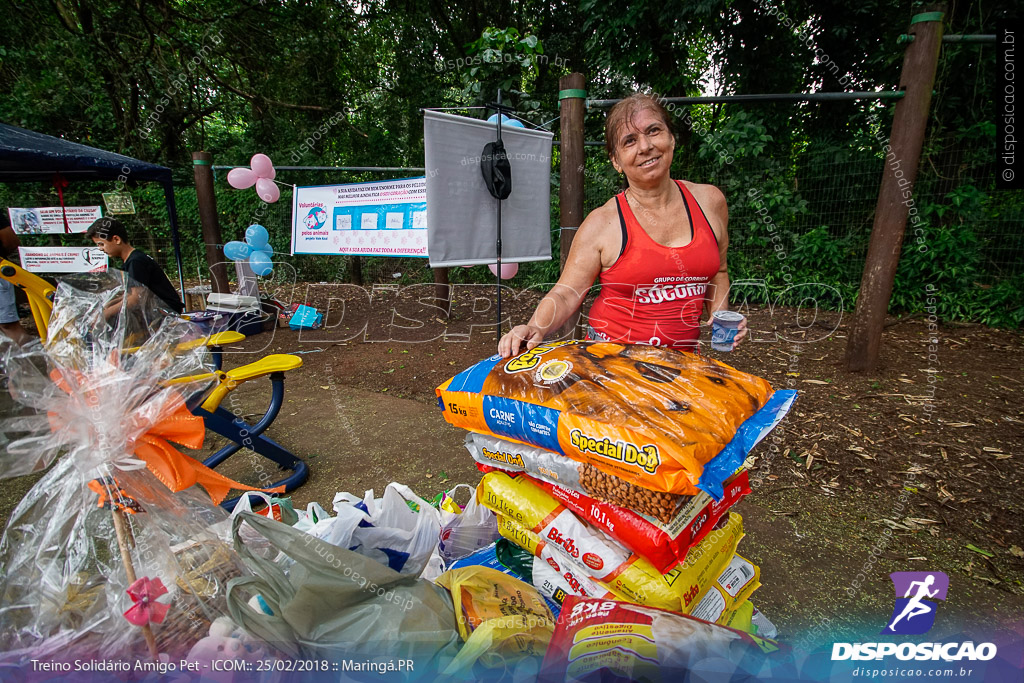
[2,288,1022,644]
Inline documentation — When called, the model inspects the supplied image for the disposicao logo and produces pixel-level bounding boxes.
[882,571,948,635]
[832,571,998,662]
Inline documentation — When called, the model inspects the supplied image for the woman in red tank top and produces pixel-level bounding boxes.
[498,93,747,358]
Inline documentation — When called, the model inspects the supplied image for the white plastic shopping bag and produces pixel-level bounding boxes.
[292,502,331,534]
[318,483,441,576]
[230,492,297,524]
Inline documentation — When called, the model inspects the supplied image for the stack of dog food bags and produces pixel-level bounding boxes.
[436,341,796,636]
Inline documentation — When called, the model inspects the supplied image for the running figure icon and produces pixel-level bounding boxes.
[888,574,939,630]
[882,571,949,635]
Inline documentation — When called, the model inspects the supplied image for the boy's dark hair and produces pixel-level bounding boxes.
[85,217,131,243]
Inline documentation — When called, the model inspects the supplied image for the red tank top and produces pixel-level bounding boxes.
[587,180,721,350]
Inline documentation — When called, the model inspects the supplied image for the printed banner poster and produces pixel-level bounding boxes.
[291,177,428,257]
[18,247,108,273]
[7,206,103,234]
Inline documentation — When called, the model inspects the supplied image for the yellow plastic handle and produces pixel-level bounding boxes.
[205,331,247,347]
[225,354,303,381]
[174,330,247,352]
[200,354,303,412]
[0,259,56,343]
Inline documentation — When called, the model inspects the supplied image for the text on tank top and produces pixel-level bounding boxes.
[587,180,721,348]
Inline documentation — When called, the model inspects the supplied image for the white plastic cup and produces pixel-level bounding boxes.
[711,311,745,352]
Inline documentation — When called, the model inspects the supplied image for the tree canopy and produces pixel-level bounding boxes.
[1,0,1008,170]
[1,0,1019,326]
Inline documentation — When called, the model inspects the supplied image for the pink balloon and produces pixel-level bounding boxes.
[227,167,257,189]
[488,262,519,279]
[250,153,276,180]
[255,177,280,203]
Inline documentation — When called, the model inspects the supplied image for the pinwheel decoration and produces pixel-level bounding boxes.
[123,577,170,627]
[224,224,274,277]
[226,153,281,203]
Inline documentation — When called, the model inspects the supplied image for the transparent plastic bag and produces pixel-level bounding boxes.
[437,484,499,566]
[0,272,275,661]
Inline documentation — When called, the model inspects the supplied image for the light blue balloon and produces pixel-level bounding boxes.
[245,224,270,249]
[223,240,251,261]
[249,250,274,276]
[487,113,525,128]
[259,244,274,255]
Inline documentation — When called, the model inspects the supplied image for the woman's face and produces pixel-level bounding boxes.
[611,107,675,185]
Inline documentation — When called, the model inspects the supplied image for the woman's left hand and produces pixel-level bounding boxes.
[704,311,748,350]
[733,317,748,347]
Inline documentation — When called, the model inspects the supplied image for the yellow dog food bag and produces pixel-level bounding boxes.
[436,565,555,672]
[436,564,554,642]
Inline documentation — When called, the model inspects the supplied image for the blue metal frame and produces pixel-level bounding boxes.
[210,348,225,372]
[189,359,309,511]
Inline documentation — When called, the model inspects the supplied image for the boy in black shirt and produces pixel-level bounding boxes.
[86,217,184,315]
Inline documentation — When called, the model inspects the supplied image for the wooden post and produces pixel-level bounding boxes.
[845,9,944,372]
[433,267,451,314]
[349,256,363,285]
[111,508,159,661]
[556,73,586,339]
[191,152,230,294]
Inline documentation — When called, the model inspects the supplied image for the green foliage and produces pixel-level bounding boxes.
[461,27,547,113]
[784,226,857,308]
[697,111,773,165]
[672,108,1021,328]
[973,275,1024,329]
[889,177,1022,329]
[580,0,722,97]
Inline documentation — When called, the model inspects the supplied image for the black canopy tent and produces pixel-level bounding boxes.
[0,122,186,293]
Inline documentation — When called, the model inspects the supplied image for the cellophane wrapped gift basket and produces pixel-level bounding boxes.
[0,272,280,664]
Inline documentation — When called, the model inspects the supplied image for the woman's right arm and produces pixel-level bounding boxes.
[498,213,610,358]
